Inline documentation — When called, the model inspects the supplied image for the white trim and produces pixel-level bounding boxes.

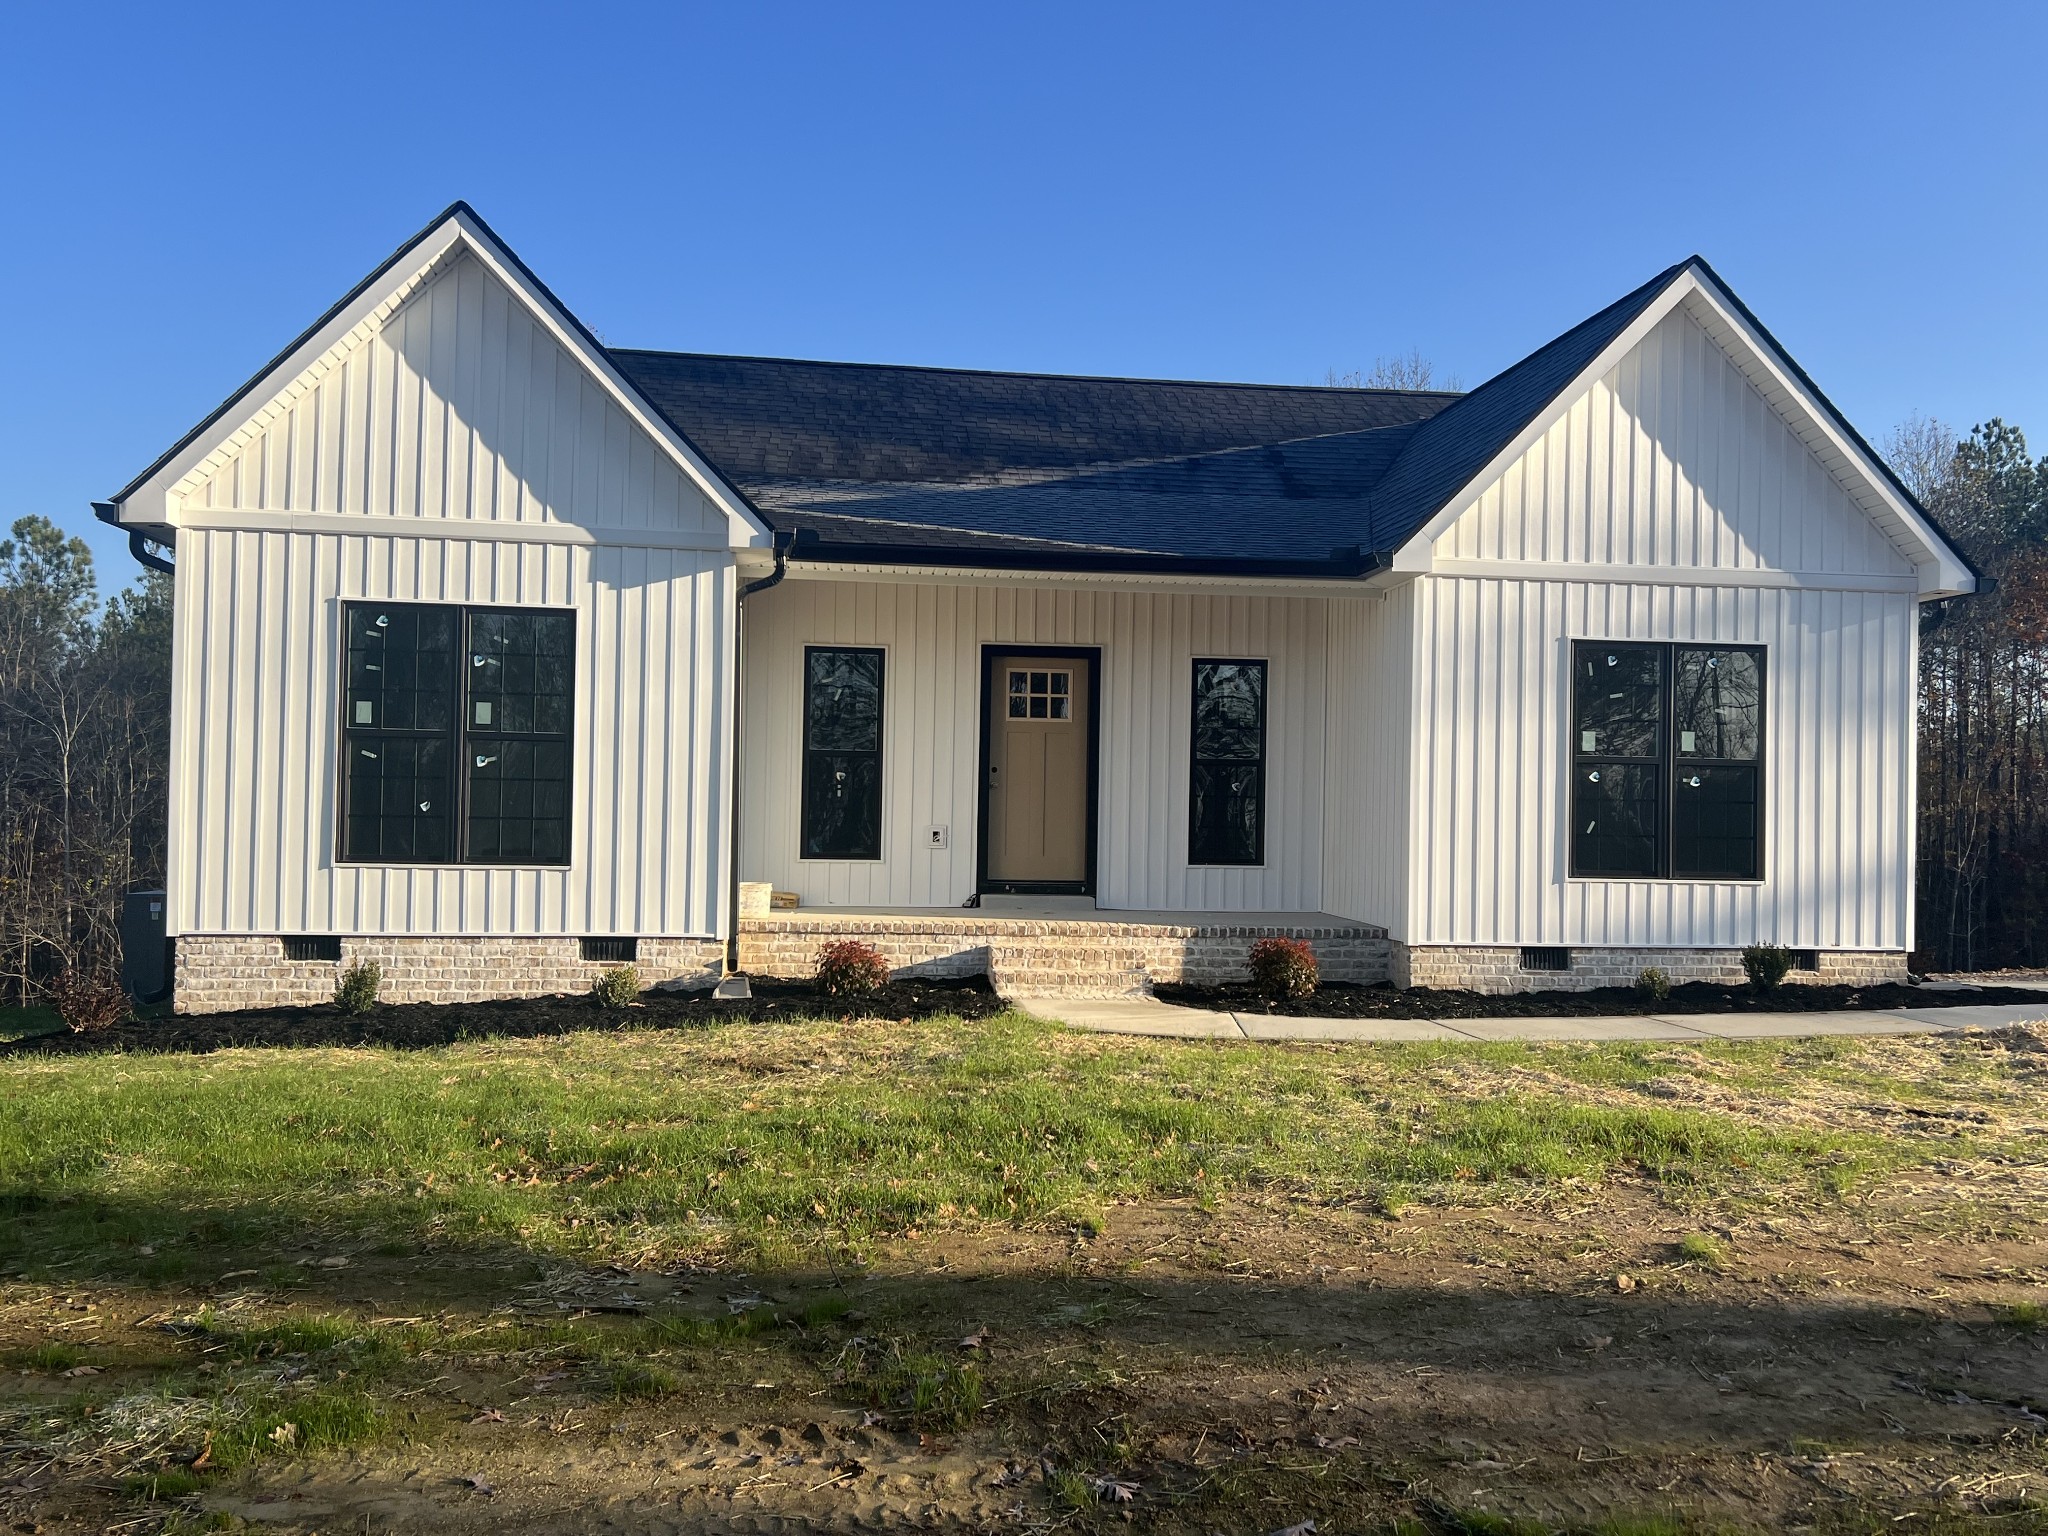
[112,210,770,550]
[1389,268,1975,600]
[1428,558,1918,594]
[178,508,739,553]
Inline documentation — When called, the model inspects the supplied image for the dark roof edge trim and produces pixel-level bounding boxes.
[107,201,481,506]
[1686,258,1982,586]
[105,202,764,527]
[786,531,1389,579]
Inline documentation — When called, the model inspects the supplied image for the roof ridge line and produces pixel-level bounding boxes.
[608,346,1467,398]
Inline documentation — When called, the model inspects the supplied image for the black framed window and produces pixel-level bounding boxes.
[1190,659,1266,866]
[1571,641,1764,880]
[339,601,575,865]
[801,646,884,860]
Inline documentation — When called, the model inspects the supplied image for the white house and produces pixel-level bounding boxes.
[98,204,1975,1012]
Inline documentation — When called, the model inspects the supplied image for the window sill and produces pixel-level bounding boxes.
[1565,875,1765,886]
[333,860,574,871]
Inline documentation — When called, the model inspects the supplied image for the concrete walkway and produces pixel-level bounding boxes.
[1008,991,2048,1043]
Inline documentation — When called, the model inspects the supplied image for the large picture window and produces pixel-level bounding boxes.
[1571,641,1764,881]
[339,602,575,866]
[801,647,885,860]
[1190,659,1267,866]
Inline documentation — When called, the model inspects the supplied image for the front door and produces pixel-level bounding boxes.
[983,650,1095,891]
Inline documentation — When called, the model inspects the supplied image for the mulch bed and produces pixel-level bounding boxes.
[1151,979,2048,1019]
[1,976,1006,1056]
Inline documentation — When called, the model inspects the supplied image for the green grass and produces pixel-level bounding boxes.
[0,1012,2029,1276]
[1675,1232,1729,1268]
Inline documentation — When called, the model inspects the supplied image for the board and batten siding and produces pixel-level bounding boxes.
[1432,303,1913,580]
[740,579,1329,910]
[1403,299,1923,952]
[175,249,727,540]
[167,528,734,940]
[1407,578,1915,950]
[1320,585,1413,931]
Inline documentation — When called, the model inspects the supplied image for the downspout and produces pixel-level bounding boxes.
[92,502,176,576]
[724,529,793,979]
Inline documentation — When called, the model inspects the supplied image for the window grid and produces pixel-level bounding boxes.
[338,601,575,867]
[1006,668,1072,719]
[1569,640,1765,881]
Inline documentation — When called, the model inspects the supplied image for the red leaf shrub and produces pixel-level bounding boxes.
[815,939,891,998]
[49,967,130,1032]
[1246,936,1318,999]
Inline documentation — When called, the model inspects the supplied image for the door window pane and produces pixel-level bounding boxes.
[1190,660,1266,865]
[1007,668,1071,719]
[1673,648,1762,760]
[802,648,884,859]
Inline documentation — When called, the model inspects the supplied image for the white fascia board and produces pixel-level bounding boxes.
[444,211,769,550]
[1679,269,1973,599]
[1388,272,1706,574]
[111,210,770,551]
[1388,268,1975,600]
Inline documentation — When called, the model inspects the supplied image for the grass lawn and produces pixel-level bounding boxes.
[1,1010,2044,1534]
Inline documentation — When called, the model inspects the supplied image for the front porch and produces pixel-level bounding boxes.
[736,898,1390,998]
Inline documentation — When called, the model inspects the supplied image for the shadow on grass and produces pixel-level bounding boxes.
[6,1184,2047,1536]
[0,976,1007,1057]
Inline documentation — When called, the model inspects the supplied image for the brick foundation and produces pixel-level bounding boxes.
[1390,943,1908,995]
[739,915,1390,998]
[174,935,725,1014]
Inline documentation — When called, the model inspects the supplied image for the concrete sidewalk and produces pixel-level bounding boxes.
[1008,992,2048,1043]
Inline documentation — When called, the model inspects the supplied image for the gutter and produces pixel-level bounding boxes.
[93,502,176,576]
[723,530,794,982]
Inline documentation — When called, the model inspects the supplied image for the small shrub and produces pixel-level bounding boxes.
[1741,944,1793,990]
[590,964,640,1009]
[1246,936,1318,999]
[334,959,381,1014]
[48,967,129,1032]
[1634,966,1672,1002]
[816,939,890,998]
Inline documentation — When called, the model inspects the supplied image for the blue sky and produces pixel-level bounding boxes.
[4,0,2042,588]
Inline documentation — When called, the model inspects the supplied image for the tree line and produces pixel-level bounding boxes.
[0,414,2040,1002]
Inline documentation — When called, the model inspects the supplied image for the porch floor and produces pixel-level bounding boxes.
[734,903,1389,998]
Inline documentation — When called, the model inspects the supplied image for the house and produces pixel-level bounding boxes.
[97,204,1975,1013]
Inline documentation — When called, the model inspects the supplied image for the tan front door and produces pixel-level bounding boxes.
[986,654,1091,885]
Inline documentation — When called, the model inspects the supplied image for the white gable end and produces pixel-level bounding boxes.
[1430,303,1915,584]
[174,249,728,540]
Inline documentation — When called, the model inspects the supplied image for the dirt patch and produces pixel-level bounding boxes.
[0,974,1006,1056]
[3,1185,2043,1535]
[1154,978,2048,1017]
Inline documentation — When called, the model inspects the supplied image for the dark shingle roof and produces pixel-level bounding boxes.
[607,270,1693,573]
[1362,261,1689,549]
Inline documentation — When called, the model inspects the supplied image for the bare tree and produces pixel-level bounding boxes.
[1325,349,1461,392]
